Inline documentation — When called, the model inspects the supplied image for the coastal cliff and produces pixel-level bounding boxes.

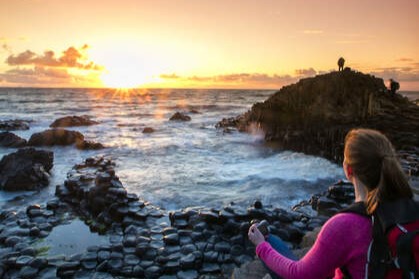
[218,70,419,168]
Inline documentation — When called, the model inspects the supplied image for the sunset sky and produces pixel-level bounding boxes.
[1,0,418,89]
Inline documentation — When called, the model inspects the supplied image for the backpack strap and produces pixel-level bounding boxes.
[339,201,369,217]
[396,227,419,279]
[338,202,370,279]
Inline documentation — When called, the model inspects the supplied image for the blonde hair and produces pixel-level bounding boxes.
[344,129,412,214]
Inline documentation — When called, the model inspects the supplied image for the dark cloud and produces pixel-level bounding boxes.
[6,45,103,70]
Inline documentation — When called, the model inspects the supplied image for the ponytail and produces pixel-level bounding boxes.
[344,129,412,215]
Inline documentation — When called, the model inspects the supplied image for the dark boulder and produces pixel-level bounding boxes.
[169,112,191,121]
[50,115,99,128]
[0,132,27,147]
[142,127,155,133]
[218,70,419,164]
[0,119,30,131]
[0,148,53,191]
[76,140,105,150]
[28,129,84,146]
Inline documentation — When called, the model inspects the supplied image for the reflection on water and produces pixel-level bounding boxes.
[0,88,344,210]
[34,219,109,256]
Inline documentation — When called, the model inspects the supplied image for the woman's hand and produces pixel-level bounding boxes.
[248,224,266,246]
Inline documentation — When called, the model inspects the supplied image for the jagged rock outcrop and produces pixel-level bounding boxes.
[0,148,53,191]
[218,70,419,165]
[170,112,191,121]
[0,119,30,131]
[50,115,99,128]
[0,132,27,148]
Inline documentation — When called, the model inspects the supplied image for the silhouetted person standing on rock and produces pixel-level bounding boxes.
[389,79,400,96]
[338,57,345,71]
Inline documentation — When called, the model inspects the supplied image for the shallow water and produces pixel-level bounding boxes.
[34,219,109,256]
[0,88,344,210]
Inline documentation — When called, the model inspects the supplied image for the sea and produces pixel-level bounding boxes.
[0,88,349,211]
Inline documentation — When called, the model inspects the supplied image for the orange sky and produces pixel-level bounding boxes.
[1,0,418,89]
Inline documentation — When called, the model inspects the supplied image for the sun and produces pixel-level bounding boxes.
[101,69,149,89]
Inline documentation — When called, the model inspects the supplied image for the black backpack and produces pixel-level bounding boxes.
[339,199,419,279]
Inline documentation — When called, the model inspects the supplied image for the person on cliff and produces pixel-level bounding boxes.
[248,128,418,279]
[338,57,345,71]
[389,78,400,96]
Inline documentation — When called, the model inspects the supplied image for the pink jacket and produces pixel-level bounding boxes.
[256,213,372,279]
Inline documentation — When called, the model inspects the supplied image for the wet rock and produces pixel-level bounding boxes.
[0,132,27,147]
[5,236,21,247]
[231,259,269,279]
[180,253,196,269]
[0,119,30,131]
[76,140,105,150]
[29,258,48,269]
[28,129,84,146]
[50,115,99,128]
[316,197,341,216]
[16,255,34,267]
[142,127,155,133]
[254,200,263,209]
[57,262,81,276]
[163,233,180,245]
[0,148,53,191]
[214,241,231,253]
[144,265,162,278]
[201,263,221,273]
[19,266,38,279]
[169,112,191,121]
[177,270,199,279]
[132,265,144,277]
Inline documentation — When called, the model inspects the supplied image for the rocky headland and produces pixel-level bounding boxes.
[217,69,419,176]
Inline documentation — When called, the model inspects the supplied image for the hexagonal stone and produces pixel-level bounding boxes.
[19,266,38,279]
[144,265,162,278]
[201,263,220,273]
[177,270,199,279]
[180,253,196,269]
[124,254,140,266]
[163,233,179,245]
[16,255,34,266]
[214,241,231,253]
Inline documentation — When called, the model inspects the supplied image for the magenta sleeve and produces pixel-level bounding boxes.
[255,213,371,279]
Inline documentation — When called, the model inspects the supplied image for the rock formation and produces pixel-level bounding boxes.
[0,132,27,148]
[0,119,30,131]
[49,115,99,128]
[0,148,53,191]
[170,112,191,121]
[27,129,104,150]
[218,70,419,168]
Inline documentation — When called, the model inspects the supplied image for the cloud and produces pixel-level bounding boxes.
[295,68,317,77]
[1,43,11,53]
[370,66,419,82]
[158,72,299,88]
[6,45,103,70]
[397,57,414,62]
[0,66,72,85]
[159,73,179,79]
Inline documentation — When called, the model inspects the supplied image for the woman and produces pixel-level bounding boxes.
[248,128,415,279]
